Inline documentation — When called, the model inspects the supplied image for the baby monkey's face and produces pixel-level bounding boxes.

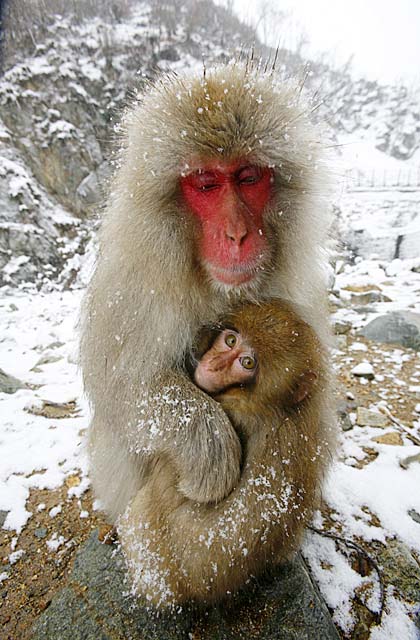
[194,328,257,395]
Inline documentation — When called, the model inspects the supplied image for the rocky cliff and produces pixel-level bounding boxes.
[0,0,419,286]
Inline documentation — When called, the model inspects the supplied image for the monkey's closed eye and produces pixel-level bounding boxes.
[236,165,262,186]
[188,171,221,192]
[199,183,220,192]
[225,333,237,348]
[240,355,257,370]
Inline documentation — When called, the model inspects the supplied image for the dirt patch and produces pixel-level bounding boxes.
[0,484,107,640]
[1,336,419,639]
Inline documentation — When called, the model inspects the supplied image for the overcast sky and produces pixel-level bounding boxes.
[228,0,420,85]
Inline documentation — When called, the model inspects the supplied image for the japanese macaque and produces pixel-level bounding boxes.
[80,61,335,606]
[119,300,327,605]
[193,304,318,404]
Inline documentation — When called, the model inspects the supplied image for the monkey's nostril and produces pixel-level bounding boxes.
[226,229,247,245]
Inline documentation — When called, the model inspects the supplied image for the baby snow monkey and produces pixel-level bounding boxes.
[119,300,330,608]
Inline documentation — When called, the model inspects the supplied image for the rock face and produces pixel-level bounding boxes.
[0,4,254,288]
[32,532,340,640]
[0,140,84,286]
[359,311,420,351]
[0,367,27,394]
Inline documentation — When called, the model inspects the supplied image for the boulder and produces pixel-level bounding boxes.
[75,161,110,214]
[359,311,420,351]
[0,368,27,394]
[356,407,389,428]
[399,228,420,260]
[334,319,352,335]
[351,362,375,380]
[378,539,420,604]
[32,531,340,640]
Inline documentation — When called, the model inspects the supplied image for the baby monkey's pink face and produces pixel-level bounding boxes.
[194,329,257,395]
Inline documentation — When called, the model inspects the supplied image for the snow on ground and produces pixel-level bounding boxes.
[333,255,420,331]
[303,188,420,637]
[0,287,89,532]
[1,186,420,637]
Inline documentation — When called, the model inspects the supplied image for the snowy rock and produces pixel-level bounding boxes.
[75,161,110,213]
[351,362,375,380]
[349,290,390,305]
[157,47,180,62]
[337,194,420,261]
[339,413,353,432]
[32,532,340,640]
[0,368,27,394]
[76,171,100,207]
[408,509,420,524]
[356,407,389,428]
[344,228,396,262]
[399,228,420,261]
[49,505,62,518]
[0,510,9,528]
[334,319,352,335]
[359,311,420,351]
[399,452,420,470]
[378,540,420,604]
[373,432,403,446]
[26,400,79,419]
[0,145,86,286]
[335,335,348,350]
[33,353,63,367]
[349,342,368,352]
[337,399,356,431]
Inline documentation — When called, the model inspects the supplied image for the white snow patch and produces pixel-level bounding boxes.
[0,289,90,533]
[9,549,25,565]
[369,596,419,640]
[49,505,62,518]
[46,534,66,552]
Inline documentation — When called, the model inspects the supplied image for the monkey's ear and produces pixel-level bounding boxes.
[291,370,318,405]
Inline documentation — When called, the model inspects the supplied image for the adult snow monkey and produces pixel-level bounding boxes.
[80,61,335,607]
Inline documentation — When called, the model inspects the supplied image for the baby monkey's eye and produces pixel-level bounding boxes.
[240,356,256,370]
[225,333,237,348]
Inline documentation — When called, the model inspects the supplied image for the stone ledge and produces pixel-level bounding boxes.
[32,531,340,640]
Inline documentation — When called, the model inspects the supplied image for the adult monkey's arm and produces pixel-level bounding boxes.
[130,370,242,504]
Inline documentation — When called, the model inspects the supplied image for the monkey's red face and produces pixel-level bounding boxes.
[180,161,273,286]
[194,328,257,395]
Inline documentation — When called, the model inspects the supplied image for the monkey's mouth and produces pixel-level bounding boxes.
[205,262,260,286]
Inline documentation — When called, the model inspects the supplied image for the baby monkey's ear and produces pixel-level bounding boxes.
[290,370,318,405]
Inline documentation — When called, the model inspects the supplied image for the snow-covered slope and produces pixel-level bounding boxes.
[1,1,419,286]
